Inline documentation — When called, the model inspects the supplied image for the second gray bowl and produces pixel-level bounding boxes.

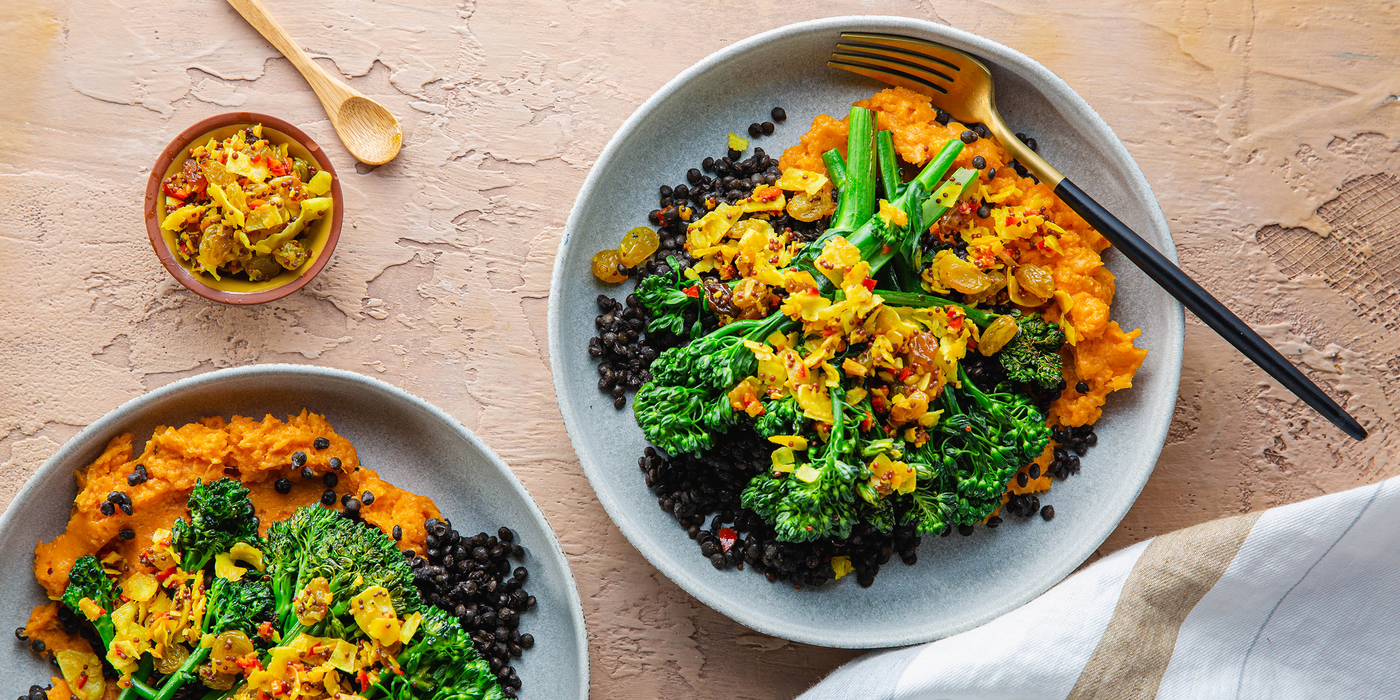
[549,16,1183,648]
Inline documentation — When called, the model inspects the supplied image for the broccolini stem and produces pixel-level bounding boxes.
[116,658,156,700]
[822,149,847,191]
[827,106,876,235]
[876,130,902,199]
[148,646,211,700]
[873,290,998,328]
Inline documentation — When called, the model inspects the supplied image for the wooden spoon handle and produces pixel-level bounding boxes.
[225,0,357,112]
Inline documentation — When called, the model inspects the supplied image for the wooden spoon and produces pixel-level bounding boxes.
[226,0,402,165]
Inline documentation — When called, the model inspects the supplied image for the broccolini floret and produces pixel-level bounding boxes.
[170,478,260,573]
[59,555,119,647]
[741,388,861,543]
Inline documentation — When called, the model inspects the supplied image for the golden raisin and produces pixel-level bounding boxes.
[978,315,1019,355]
[618,227,660,267]
[786,190,836,222]
[937,254,993,295]
[1014,264,1056,299]
[591,249,628,283]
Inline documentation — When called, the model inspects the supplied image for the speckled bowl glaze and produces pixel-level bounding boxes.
[143,113,344,305]
[548,16,1183,648]
[0,365,588,700]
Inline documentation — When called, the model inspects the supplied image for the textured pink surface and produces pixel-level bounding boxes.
[1,1,1396,697]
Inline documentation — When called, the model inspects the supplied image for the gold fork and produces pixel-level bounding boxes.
[830,32,1366,440]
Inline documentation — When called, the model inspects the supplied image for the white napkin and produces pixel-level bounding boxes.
[798,476,1400,699]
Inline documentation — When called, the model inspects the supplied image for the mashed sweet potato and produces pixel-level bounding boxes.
[24,411,441,690]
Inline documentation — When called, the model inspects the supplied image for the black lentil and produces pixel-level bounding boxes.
[407,517,535,695]
[747,122,763,138]
[934,108,951,125]
[14,627,27,642]
[959,129,978,144]
[323,472,339,488]
[392,524,403,541]
[320,489,337,506]
[300,465,316,480]
[99,501,115,517]
[760,121,775,135]
[126,464,148,487]
[971,155,987,169]
[291,451,307,468]
[1076,381,1090,393]
[362,491,375,505]
[118,529,136,541]
[1041,505,1055,521]
[770,106,786,123]
[274,478,292,495]
[29,639,44,654]
[342,496,361,514]
[120,502,133,516]
[329,457,342,471]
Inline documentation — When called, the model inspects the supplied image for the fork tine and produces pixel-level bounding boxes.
[828,56,948,96]
[839,32,983,74]
[833,44,957,84]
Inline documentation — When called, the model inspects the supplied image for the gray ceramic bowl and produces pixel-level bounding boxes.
[549,16,1183,648]
[0,365,588,700]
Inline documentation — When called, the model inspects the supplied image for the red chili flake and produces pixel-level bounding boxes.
[358,670,370,692]
[257,621,274,641]
[717,528,738,552]
[682,286,699,298]
[881,245,892,254]
[861,278,877,291]
[806,288,819,296]
[155,566,178,583]
[1006,216,1016,226]
[860,415,874,431]
[76,674,88,690]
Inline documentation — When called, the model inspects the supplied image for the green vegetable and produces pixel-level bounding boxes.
[876,130,903,200]
[913,367,1052,528]
[264,504,421,639]
[822,149,847,191]
[204,577,277,639]
[741,387,861,542]
[170,478,260,574]
[753,395,803,438]
[367,606,506,700]
[997,313,1067,389]
[635,256,697,335]
[827,106,877,238]
[59,556,118,647]
[637,313,795,455]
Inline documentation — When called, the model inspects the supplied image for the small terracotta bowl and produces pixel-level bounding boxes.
[143,113,344,304]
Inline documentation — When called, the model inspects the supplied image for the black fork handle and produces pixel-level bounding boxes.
[1054,178,1367,440]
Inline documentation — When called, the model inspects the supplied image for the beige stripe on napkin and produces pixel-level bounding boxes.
[1066,510,1263,700]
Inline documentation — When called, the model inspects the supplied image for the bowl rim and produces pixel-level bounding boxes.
[548,15,1185,647]
[143,113,345,305]
[0,364,590,699]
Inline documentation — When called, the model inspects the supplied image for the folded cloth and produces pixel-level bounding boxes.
[798,476,1400,700]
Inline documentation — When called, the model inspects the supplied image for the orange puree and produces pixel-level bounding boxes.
[25,411,440,688]
[782,87,1148,483]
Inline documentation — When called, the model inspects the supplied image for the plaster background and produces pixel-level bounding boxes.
[1,0,1397,697]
